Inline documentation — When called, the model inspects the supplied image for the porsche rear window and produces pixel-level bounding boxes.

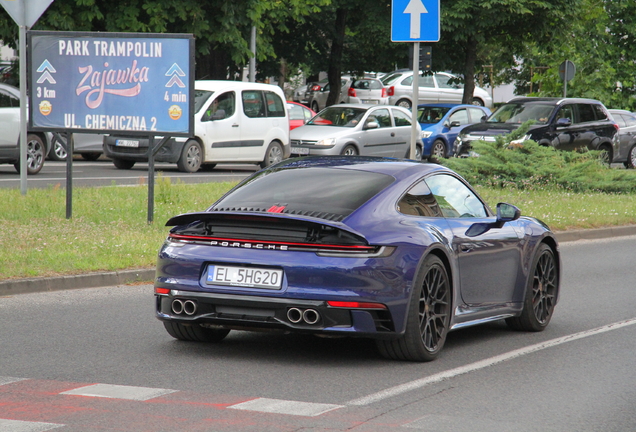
[211,167,394,220]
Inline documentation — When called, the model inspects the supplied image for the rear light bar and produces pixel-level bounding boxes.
[155,287,171,295]
[381,88,387,98]
[327,301,387,309]
[387,86,395,96]
[167,233,376,252]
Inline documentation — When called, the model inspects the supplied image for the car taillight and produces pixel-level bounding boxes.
[311,85,321,91]
[327,301,387,309]
[387,86,394,96]
[382,87,387,98]
[613,123,620,131]
[348,87,356,97]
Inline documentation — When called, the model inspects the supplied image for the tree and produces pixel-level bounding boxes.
[432,0,580,104]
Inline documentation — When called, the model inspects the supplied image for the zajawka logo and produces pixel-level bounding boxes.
[76,60,149,109]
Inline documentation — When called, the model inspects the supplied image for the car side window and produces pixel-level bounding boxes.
[577,104,596,123]
[623,113,636,127]
[0,91,16,108]
[372,108,391,128]
[204,91,235,121]
[435,74,459,89]
[613,114,626,128]
[424,174,488,218]
[265,91,285,117]
[592,104,608,121]
[448,109,469,125]
[242,90,265,118]
[392,109,412,127]
[468,107,487,122]
[556,105,575,122]
[288,104,305,121]
[303,107,314,122]
[397,180,443,217]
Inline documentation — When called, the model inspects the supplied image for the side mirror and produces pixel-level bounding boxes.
[480,115,488,122]
[496,202,521,222]
[364,121,379,130]
[555,117,572,127]
[450,121,461,128]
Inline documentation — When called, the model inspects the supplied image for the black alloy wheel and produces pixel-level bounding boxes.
[506,243,558,332]
[377,255,450,362]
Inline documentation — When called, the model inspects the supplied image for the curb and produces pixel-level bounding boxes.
[2,226,635,297]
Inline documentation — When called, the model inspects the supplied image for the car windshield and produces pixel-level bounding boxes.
[212,167,395,218]
[194,90,214,113]
[418,106,452,124]
[307,106,368,127]
[488,102,555,125]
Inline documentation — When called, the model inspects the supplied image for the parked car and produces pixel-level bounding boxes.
[103,80,290,172]
[290,104,423,159]
[47,133,105,161]
[453,97,619,162]
[303,81,327,109]
[154,156,561,362]
[344,78,389,105]
[292,83,310,104]
[287,101,316,130]
[0,82,51,174]
[417,103,491,160]
[309,76,352,112]
[381,71,493,109]
[608,109,636,168]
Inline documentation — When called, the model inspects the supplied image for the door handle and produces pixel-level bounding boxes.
[232,124,239,128]
[391,132,395,137]
[460,243,473,252]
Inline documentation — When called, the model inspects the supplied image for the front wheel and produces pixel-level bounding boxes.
[112,158,135,170]
[163,322,230,343]
[598,145,612,166]
[376,255,450,362]
[260,141,284,169]
[341,144,358,156]
[81,153,100,161]
[49,136,68,161]
[311,101,320,112]
[506,243,558,332]
[471,98,484,106]
[177,140,202,173]
[429,139,446,161]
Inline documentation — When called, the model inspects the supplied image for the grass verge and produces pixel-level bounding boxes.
[1,178,635,280]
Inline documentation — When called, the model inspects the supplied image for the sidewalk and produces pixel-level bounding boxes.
[2,225,636,297]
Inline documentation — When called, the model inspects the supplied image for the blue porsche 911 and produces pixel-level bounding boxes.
[154,156,560,362]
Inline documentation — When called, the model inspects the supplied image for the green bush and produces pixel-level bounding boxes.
[441,122,636,193]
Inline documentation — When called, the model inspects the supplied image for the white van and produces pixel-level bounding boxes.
[103,80,290,172]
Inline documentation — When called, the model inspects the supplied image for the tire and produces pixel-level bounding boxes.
[429,139,446,161]
[311,101,320,112]
[112,158,136,169]
[376,255,451,362]
[396,99,412,109]
[404,145,422,160]
[259,141,284,169]
[81,153,100,161]
[506,243,559,332]
[471,98,484,106]
[199,163,217,171]
[14,134,46,175]
[625,145,636,169]
[48,137,67,161]
[177,140,202,173]
[163,321,230,343]
[341,144,358,156]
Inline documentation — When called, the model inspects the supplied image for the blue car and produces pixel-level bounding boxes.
[154,156,560,362]
[418,103,491,160]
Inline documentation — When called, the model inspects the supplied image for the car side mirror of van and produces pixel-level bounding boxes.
[555,117,572,127]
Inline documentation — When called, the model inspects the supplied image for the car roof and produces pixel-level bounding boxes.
[417,103,473,109]
[506,96,606,105]
[0,82,19,97]
[195,80,284,94]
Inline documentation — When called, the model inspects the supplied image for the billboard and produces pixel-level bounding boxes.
[28,31,194,136]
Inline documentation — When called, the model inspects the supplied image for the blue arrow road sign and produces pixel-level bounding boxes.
[391,0,440,42]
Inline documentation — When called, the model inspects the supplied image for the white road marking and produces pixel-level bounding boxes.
[0,419,63,432]
[347,318,636,406]
[228,397,344,417]
[0,377,26,386]
[60,383,177,401]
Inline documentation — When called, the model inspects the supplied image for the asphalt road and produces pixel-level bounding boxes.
[0,157,257,189]
[0,235,635,431]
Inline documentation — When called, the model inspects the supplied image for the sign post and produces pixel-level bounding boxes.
[391,0,440,160]
[0,0,54,195]
[28,31,194,221]
[559,60,576,98]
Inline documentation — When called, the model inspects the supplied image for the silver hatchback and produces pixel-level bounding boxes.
[290,104,423,159]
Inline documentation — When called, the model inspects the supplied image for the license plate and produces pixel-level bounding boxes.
[115,139,139,147]
[362,99,379,104]
[206,265,283,289]
[291,146,310,155]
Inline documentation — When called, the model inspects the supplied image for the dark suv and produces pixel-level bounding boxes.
[453,97,619,161]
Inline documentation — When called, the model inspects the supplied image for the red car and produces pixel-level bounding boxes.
[287,101,316,130]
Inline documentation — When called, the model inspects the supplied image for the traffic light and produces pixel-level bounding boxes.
[419,46,432,71]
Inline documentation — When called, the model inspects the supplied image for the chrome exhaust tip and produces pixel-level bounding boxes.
[183,300,197,316]
[171,299,184,315]
[287,307,303,324]
[303,309,320,325]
